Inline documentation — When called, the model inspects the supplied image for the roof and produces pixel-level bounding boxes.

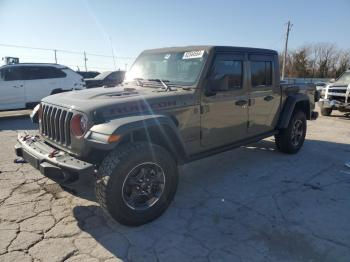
[142,45,277,55]
[0,63,66,69]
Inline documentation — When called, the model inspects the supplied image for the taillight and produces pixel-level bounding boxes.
[71,114,89,137]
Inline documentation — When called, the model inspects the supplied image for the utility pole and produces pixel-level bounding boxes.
[83,51,88,72]
[109,36,117,70]
[282,21,292,80]
[54,49,57,64]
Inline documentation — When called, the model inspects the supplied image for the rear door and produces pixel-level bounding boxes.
[200,53,249,148]
[248,54,280,135]
[0,67,25,110]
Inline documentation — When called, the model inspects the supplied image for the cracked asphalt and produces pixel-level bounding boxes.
[0,109,349,262]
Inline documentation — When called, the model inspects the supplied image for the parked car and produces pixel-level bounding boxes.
[0,63,85,110]
[318,69,350,116]
[76,71,100,79]
[16,46,318,226]
[85,70,125,88]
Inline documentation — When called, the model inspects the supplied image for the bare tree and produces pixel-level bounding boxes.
[314,43,337,78]
[290,46,310,77]
[281,43,348,79]
[309,43,321,78]
[336,50,350,78]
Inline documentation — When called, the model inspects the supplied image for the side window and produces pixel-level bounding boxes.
[211,55,243,91]
[3,67,25,81]
[47,67,66,78]
[251,61,273,87]
[25,66,66,80]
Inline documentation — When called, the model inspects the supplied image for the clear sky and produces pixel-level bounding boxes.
[0,0,349,71]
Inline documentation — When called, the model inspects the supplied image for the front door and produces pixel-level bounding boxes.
[248,55,280,135]
[0,67,25,110]
[200,53,249,148]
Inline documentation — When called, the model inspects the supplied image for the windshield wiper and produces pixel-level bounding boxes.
[147,79,174,91]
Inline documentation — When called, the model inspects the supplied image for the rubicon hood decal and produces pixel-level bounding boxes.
[110,100,177,114]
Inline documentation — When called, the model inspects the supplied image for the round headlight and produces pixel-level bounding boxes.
[71,114,89,137]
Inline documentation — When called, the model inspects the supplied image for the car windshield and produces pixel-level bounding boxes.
[94,71,111,79]
[124,50,207,86]
[336,71,350,83]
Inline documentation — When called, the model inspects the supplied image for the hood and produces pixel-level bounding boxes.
[84,79,103,85]
[42,85,196,120]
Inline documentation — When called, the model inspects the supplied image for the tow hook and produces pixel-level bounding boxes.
[48,149,59,158]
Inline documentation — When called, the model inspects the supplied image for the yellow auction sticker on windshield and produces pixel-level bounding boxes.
[183,50,205,59]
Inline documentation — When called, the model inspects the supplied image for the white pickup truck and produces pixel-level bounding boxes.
[318,69,350,116]
[0,63,85,110]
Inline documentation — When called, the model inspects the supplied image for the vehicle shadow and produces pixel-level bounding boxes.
[326,112,350,120]
[70,138,350,260]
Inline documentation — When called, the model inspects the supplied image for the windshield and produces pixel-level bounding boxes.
[94,71,111,79]
[336,71,350,83]
[125,50,207,86]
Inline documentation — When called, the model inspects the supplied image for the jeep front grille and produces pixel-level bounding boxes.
[41,104,73,146]
[328,88,347,95]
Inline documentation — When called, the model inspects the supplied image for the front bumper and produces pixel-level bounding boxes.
[318,98,350,110]
[15,133,95,183]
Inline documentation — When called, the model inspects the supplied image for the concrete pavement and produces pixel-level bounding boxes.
[0,110,349,261]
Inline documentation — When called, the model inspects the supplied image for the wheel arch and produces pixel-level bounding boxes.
[277,94,311,129]
[89,114,188,164]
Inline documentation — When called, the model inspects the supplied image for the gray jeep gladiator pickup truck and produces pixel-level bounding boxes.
[15,46,318,226]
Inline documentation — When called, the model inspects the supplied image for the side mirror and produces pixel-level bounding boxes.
[329,79,335,83]
[205,74,228,96]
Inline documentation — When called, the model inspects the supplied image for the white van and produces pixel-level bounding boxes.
[0,63,85,110]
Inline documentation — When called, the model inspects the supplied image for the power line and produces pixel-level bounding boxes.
[269,35,285,51]
[0,43,135,59]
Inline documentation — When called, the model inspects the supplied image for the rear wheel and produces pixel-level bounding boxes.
[320,107,332,116]
[275,110,307,154]
[95,142,178,226]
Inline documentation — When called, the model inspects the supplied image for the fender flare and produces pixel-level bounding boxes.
[87,114,188,162]
[277,94,310,129]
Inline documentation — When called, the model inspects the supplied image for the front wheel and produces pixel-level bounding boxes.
[95,142,178,226]
[275,110,307,154]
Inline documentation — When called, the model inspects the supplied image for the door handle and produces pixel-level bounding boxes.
[264,95,274,101]
[235,100,248,106]
[12,85,23,88]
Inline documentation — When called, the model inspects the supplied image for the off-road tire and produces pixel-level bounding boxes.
[275,110,307,154]
[95,142,178,226]
[320,107,332,116]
